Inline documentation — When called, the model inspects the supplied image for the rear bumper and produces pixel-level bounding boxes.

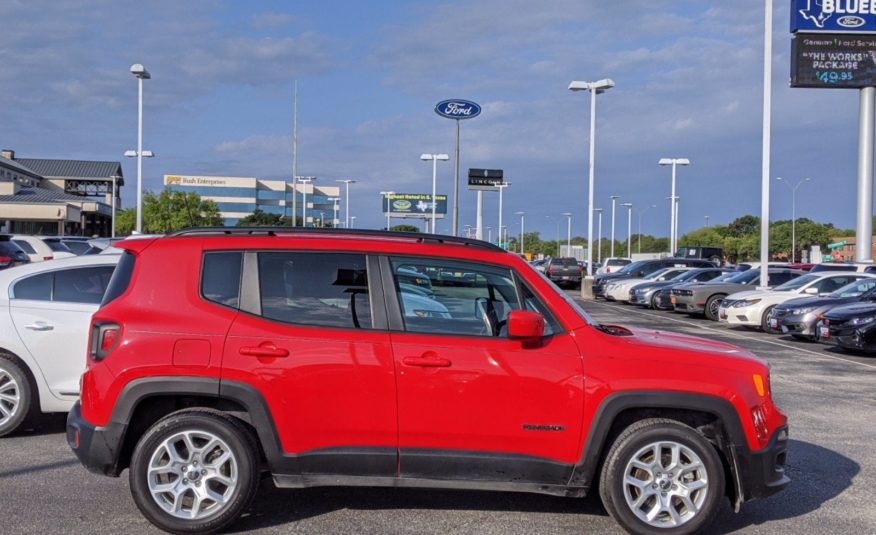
[66,402,126,477]
[736,426,790,502]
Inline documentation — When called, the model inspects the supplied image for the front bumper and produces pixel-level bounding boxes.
[671,295,703,313]
[722,306,761,327]
[735,426,790,503]
[822,325,876,351]
[777,313,817,337]
[66,402,127,477]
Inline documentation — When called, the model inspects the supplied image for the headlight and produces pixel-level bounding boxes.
[850,316,876,326]
[790,306,816,315]
[733,298,762,307]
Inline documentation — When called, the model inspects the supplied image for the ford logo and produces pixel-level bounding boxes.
[838,15,865,28]
[435,99,481,120]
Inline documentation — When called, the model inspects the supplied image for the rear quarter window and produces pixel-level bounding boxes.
[101,252,136,306]
[201,252,243,309]
[14,240,36,255]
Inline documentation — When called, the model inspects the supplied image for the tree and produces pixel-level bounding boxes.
[390,224,419,232]
[115,190,223,235]
[237,209,284,227]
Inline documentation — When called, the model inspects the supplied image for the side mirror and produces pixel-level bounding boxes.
[508,310,545,341]
[803,287,818,295]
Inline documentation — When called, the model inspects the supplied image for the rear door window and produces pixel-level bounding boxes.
[53,266,115,304]
[257,252,372,329]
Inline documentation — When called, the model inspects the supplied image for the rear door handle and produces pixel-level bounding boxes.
[25,322,54,332]
[402,356,452,367]
[239,343,289,358]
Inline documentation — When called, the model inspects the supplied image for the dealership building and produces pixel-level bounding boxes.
[164,174,340,226]
[0,149,121,236]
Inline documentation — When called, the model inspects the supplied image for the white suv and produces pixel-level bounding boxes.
[0,254,119,436]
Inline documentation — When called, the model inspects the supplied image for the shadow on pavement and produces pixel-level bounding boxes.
[712,438,859,533]
[6,412,67,438]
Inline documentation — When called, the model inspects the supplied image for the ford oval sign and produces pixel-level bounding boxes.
[435,99,481,120]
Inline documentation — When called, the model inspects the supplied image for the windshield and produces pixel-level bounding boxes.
[532,268,595,325]
[643,267,673,280]
[44,239,73,253]
[675,269,713,282]
[724,270,759,284]
[617,260,649,274]
[830,278,876,298]
[774,273,819,292]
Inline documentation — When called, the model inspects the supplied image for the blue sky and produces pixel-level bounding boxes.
[0,0,864,238]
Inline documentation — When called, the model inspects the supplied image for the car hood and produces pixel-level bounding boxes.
[824,301,876,320]
[683,282,750,293]
[776,295,854,311]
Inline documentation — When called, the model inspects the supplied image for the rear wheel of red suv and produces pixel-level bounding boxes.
[129,409,260,534]
[599,418,725,535]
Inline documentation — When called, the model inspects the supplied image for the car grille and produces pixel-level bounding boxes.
[772,308,789,319]
[672,289,693,296]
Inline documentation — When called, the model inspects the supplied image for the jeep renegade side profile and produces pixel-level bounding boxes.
[68,228,788,535]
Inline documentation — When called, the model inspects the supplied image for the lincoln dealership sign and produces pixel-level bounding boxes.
[434,99,481,120]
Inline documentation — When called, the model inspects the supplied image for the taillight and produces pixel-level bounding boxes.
[0,255,10,266]
[43,256,53,261]
[606,267,612,273]
[91,322,120,361]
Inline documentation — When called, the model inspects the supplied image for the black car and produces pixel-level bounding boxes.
[593,257,716,298]
[630,267,731,309]
[818,301,876,352]
[0,235,30,270]
[771,278,876,340]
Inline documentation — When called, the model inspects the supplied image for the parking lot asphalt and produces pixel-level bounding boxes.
[1,292,873,535]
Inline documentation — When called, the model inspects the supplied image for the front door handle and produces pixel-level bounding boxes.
[25,322,54,332]
[402,355,452,368]
[239,343,289,358]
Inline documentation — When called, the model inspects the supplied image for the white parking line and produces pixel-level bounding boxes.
[586,300,876,371]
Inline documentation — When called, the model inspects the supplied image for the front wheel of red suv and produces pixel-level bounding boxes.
[599,418,725,535]
[129,409,260,534]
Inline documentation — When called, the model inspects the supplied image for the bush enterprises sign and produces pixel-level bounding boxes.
[467,169,503,191]
[383,193,447,218]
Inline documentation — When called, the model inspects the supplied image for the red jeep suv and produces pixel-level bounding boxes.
[67,228,788,534]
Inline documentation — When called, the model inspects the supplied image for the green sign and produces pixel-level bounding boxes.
[827,240,849,250]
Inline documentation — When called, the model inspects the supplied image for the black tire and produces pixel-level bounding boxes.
[129,409,260,534]
[0,355,33,438]
[760,305,776,333]
[599,418,725,535]
[704,294,725,321]
[650,293,660,310]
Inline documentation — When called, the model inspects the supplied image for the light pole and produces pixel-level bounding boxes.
[658,158,690,255]
[350,216,357,228]
[336,179,356,229]
[379,191,394,230]
[594,208,604,265]
[569,78,615,276]
[496,182,511,248]
[621,203,633,259]
[109,174,121,238]
[327,197,340,228]
[516,211,525,255]
[609,195,619,257]
[421,154,449,234]
[705,215,710,227]
[637,204,656,253]
[562,212,572,255]
[127,64,152,233]
[299,177,315,227]
[486,226,492,242]
[776,177,811,262]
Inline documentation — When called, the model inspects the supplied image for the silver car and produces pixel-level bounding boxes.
[670,268,804,320]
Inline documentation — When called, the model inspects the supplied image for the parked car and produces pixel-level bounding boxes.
[603,267,691,302]
[12,235,76,262]
[0,235,30,271]
[733,262,789,272]
[0,254,119,437]
[60,236,104,255]
[671,268,804,320]
[595,257,631,275]
[770,277,876,340]
[818,301,876,352]
[675,246,723,265]
[809,262,876,274]
[631,267,732,309]
[593,258,716,298]
[719,272,873,332]
[545,257,583,287]
[67,227,788,535]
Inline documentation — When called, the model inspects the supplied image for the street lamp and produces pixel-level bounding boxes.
[562,212,573,255]
[379,191,395,230]
[621,203,633,258]
[127,64,152,234]
[327,197,340,228]
[350,215,357,228]
[776,177,811,262]
[496,182,511,249]
[108,174,121,238]
[420,154,449,234]
[609,195,620,257]
[486,226,492,243]
[515,211,525,255]
[637,204,657,253]
[336,179,356,229]
[569,78,615,276]
[298,177,315,227]
[658,158,690,255]
[594,208,604,266]
[705,215,710,227]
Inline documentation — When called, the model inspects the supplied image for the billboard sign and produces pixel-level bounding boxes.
[467,168,503,191]
[383,193,447,218]
[434,99,481,120]
[791,0,876,33]
[791,33,876,87]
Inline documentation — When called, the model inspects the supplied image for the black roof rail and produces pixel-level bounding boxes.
[167,226,507,252]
